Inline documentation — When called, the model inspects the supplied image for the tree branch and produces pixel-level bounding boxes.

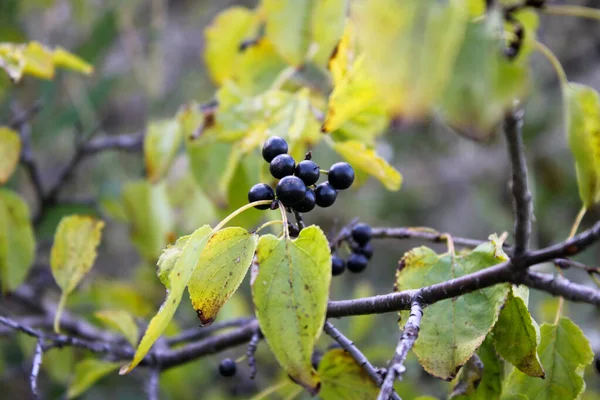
[246,328,263,380]
[31,339,44,400]
[165,317,255,346]
[145,368,160,400]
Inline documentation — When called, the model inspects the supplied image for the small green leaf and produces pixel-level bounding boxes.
[144,119,183,183]
[157,235,191,289]
[0,126,20,184]
[188,227,258,326]
[318,348,379,400]
[506,317,594,400]
[395,241,509,380]
[50,215,104,332]
[330,139,402,191]
[120,225,213,374]
[493,289,544,378]
[67,358,120,399]
[0,189,35,292]
[252,225,331,394]
[94,309,139,347]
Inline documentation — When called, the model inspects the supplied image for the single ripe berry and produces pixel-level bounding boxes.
[331,256,346,276]
[262,136,288,162]
[352,223,372,246]
[248,183,275,209]
[276,176,307,206]
[328,162,355,190]
[314,182,337,207]
[294,189,316,213]
[270,154,296,179]
[295,160,320,186]
[218,358,237,377]
[352,242,373,260]
[347,253,368,273]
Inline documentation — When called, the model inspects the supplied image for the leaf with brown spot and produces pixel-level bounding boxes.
[318,348,379,399]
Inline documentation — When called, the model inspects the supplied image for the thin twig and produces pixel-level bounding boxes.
[377,302,423,400]
[165,317,255,346]
[31,339,44,400]
[145,368,160,400]
[246,328,263,380]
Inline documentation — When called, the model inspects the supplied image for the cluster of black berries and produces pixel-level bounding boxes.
[331,223,373,276]
[248,136,355,212]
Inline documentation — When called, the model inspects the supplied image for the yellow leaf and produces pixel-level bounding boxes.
[21,41,54,79]
[95,309,139,347]
[67,359,120,399]
[330,139,402,191]
[328,20,355,86]
[0,126,21,184]
[50,215,104,332]
[52,47,93,75]
[144,119,183,182]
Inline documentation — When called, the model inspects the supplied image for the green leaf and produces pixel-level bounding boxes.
[565,83,600,208]
[506,317,594,400]
[0,189,35,292]
[395,241,509,380]
[330,139,402,191]
[122,180,174,261]
[188,227,258,326]
[67,358,120,399]
[318,348,379,400]
[144,118,183,183]
[348,282,376,343]
[0,126,20,184]
[251,225,331,393]
[120,225,213,374]
[50,215,104,332]
[493,289,544,378]
[311,0,347,68]
[94,309,139,347]
[157,235,191,289]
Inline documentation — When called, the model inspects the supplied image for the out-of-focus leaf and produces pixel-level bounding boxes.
[252,226,331,394]
[144,119,183,183]
[188,227,258,325]
[0,189,35,292]
[120,225,213,374]
[0,126,20,184]
[506,317,594,400]
[449,354,484,399]
[167,169,217,233]
[50,215,104,332]
[348,282,376,343]
[318,348,379,399]
[311,0,347,68]
[395,241,509,380]
[71,279,153,317]
[122,180,174,262]
[43,346,74,384]
[67,359,120,399]
[330,139,402,191]
[99,197,128,222]
[95,309,139,346]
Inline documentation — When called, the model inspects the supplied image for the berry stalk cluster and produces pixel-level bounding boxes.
[332,223,373,276]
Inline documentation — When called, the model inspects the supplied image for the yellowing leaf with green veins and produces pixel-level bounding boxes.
[506,317,594,400]
[565,83,600,208]
[493,289,544,378]
[330,139,402,191]
[395,241,509,380]
[0,189,35,292]
[67,359,120,399]
[318,348,379,400]
[144,119,183,183]
[122,180,174,261]
[50,215,104,332]
[0,127,20,184]
[95,309,139,346]
[188,227,258,326]
[351,0,468,118]
[252,225,331,394]
[120,225,213,374]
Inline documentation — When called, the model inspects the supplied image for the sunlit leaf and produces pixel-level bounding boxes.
[0,126,20,184]
[0,189,34,292]
[67,358,120,399]
[95,309,139,347]
[50,215,104,332]
[395,241,509,380]
[144,118,183,183]
[120,225,213,374]
[506,317,594,400]
[318,348,379,399]
[252,225,331,393]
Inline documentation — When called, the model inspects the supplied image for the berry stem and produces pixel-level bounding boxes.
[277,201,290,239]
[214,200,273,231]
[254,220,284,234]
[319,169,329,175]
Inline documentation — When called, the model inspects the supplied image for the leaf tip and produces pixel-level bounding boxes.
[118,365,131,375]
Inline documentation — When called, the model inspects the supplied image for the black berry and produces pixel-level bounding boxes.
[328,162,355,190]
[270,154,296,179]
[331,256,345,276]
[314,182,337,207]
[347,253,368,273]
[276,176,307,206]
[351,223,372,246]
[352,242,373,260]
[218,358,237,377]
[248,183,275,209]
[262,136,288,162]
[295,160,320,186]
[294,189,316,213]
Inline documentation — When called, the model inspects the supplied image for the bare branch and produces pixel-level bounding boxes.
[246,328,263,380]
[370,227,491,250]
[145,368,160,400]
[165,317,255,347]
[31,339,44,400]
[527,219,600,264]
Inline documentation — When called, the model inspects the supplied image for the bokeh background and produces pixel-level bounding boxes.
[1,0,600,399]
